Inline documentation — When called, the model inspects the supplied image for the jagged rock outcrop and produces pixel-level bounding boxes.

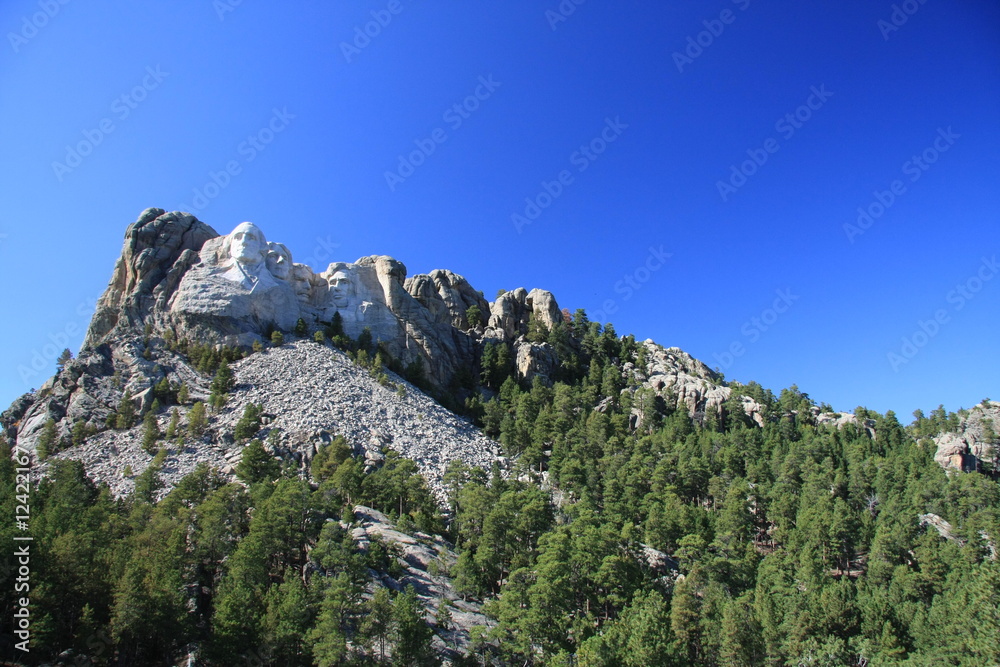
[933,401,1000,471]
[629,340,766,425]
[404,269,490,331]
[2,209,578,465]
[81,209,499,391]
[85,208,217,347]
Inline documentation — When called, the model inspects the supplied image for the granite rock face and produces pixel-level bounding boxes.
[81,210,498,391]
[933,401,1000,471]
[84,208,217,347]
[2,209,571,465]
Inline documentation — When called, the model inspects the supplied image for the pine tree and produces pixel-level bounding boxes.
[270,330,284,347]
[361,587,394,662]
[234,403,264,441]
[141,411,161,454]
[309,574,354,666]
[165,408,180,439]
[235,439,280,484]
[294,317,308,337]
[210,360,234,409]
[393,585,435,664]
[37,418,57,459]
[465,304,483,329]
[56,348,73,372]
[187,402,207,438]
[115,390,137,430]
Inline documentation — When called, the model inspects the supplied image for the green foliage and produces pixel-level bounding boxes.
[36,418,57,459]
[11,309,1000,666]
[270,330,284,346]
[294,317,308,337]
[465,303,483,328]
[313,330,326,344]
[187,401,207,438]
[356,326,373,354]
[141,410,161,454]
[393,584,436,664]
[480,341,512,390]
[115,389,137,430]
[56,347,73,372]
[233,402,264,441]
[235,439,281,485]
[177,340,246,375]
[209,359,235,409]
[165,407,180,439]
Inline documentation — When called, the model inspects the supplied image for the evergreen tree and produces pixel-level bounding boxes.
[393,584,435,664]
[234,403,264,441]
[37,418,57,459]
[56,347,73,372]
[187,401,207,438]
[235,439,281,485]
[141,410,161,454]
[165,407,180,439]
[115,389,137,429]
[465,303,483,328]
[361,587,395,662]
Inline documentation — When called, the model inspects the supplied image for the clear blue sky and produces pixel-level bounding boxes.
[1,1,998,419]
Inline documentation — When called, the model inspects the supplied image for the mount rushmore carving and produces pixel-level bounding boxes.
[83,208,504,390]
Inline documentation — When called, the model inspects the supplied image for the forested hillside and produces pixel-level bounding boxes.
[2,313,998,666]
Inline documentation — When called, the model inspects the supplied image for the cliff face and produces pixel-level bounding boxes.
[934,402,1000,472]
[8,207,960,495]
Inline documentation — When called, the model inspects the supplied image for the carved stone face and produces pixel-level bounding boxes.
[266,242,292,280]
[229,222,266,266]
[292,264,315,305]
[328,270,353,308]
